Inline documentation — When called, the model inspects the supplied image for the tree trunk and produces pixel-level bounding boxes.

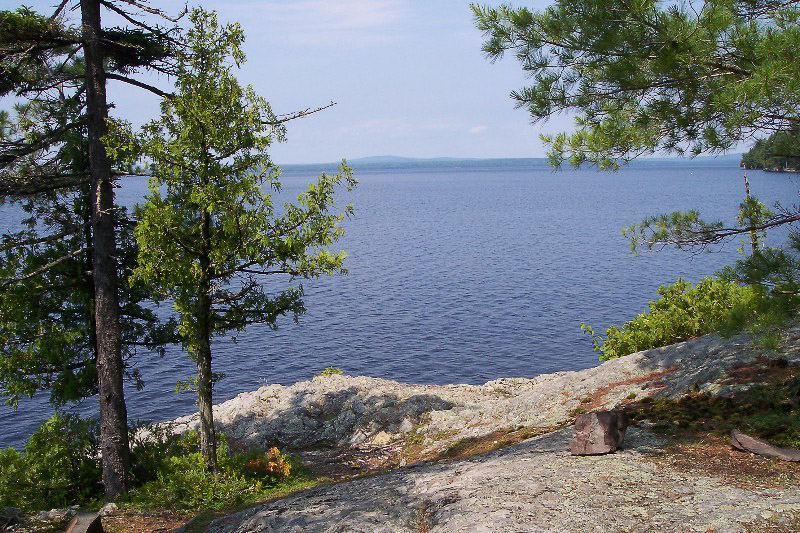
[196,208,218,472]
[80,0,130,498]
[82,184,99,379]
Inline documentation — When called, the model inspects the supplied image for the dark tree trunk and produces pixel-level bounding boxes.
[80,0,130,498]
[82,184,98,375]
[196,208,218,472]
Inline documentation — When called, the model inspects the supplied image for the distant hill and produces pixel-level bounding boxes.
[281,154,745,172]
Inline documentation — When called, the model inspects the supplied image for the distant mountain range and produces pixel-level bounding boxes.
[282,153,744,171]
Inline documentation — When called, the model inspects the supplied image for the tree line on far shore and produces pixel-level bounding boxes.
[741,131,800,172]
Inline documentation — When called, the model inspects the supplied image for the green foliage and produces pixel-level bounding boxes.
[719,233,800,298]
[622,193,775,254]
[118,8,355,469]
[0,90,176,409]
[0,7,76,97]
[473,0,800,168]
[583,278,760,360]
[315,367,343,377]
[129,8,355,346]
[741,131,800,171]
[0,414,101,511]
[128,432,309,511]
[0,418,313,513]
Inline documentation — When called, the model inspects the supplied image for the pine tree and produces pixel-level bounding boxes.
[473,0,800,297]
[0,1,181,497]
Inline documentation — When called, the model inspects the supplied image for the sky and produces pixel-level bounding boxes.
[14,0,563,164]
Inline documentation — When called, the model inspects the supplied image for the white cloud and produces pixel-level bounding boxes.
[229,0,408,46]
[468,125,487,135]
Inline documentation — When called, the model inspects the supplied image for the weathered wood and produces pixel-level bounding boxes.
[730,429,800,462]
[65,511,103,533]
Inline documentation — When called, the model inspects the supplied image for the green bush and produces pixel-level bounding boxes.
[128,430,308,511]
[315,367,343,377]
[0,413,102,511]
[1,417,314,513]
[582,277,760,360]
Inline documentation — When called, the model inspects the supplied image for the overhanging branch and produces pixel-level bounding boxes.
[106,73,172,98]
[265,101,336,125]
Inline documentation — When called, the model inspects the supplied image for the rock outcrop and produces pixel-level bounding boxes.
[162,325,800,457]
[209,428,800,532]
[159,325,800,531]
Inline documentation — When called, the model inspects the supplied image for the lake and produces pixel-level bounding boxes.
[1,158,798,448]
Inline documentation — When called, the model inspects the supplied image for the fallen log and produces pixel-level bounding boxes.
[730,429,800,462]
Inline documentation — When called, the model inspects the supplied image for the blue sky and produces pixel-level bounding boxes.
[15,0,565,164]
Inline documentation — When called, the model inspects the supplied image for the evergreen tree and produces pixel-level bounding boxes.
[472,0,800,169]
[473,0,800,297]
[0,97,176,407]
[0,1,181,497]
[128,9,355,470]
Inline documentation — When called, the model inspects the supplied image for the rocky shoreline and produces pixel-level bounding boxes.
[166,326,798,457]
[158,326,800,531]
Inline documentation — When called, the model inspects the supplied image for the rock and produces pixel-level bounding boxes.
[569,410,629,455]
[731,429,800,462]
[208,427,800,532]
[37,508,75,522]
[369,430,393,446]
[98,502,117,516]
[65,511,103,533]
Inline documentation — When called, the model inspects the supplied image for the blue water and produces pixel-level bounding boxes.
[1,159,798,448]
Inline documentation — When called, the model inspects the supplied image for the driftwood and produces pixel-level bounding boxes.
[65,512,103,533]
[730,429,800,462]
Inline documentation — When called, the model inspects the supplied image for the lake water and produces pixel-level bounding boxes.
[1,158,799,448]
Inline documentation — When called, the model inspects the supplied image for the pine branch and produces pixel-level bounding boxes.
[114,0,188,23]
[265,102,336,125]
[0,246,87,287]
[0,171,91,196]
[105,73,172,98]
[0,223,86,252]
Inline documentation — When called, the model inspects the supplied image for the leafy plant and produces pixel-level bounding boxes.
[582,277,759,360]
[128,431,310,511]
[0,413,101,511]
[315,367,343,377]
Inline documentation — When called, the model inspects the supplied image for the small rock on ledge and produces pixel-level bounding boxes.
[569,410,629,455]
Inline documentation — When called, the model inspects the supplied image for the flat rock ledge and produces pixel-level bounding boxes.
[162,326,800,531]
[165,326,800,456]
[209,428,800,532]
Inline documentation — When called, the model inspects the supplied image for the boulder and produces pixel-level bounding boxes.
[569,410,629,455]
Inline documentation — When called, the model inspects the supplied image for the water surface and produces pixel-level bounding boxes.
[1,159,797,447]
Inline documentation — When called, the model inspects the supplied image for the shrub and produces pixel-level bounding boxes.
[129,431,303,511]
[241,446,292,481]
[0,413,102,511]
[315,367,343,377]
[582,277,760,360]
[1,419,312,513]
[128,421,187,487]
